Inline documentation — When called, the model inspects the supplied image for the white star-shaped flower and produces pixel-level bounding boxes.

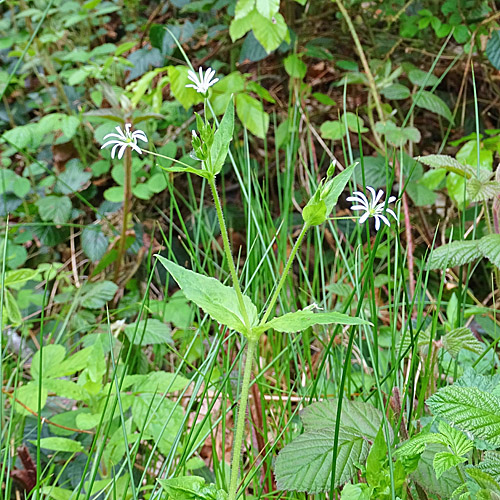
[186,67,219,94]
[101,123,148,159]
[347,186,398,231]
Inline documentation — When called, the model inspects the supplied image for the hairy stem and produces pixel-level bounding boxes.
[208,176,251,332]
[114,148,132,283]
[227,337,257,500]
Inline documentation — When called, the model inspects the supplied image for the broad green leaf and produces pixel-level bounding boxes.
[156,256,258,334]
[31,344,66,379]
[380,83,410,100]
[2,125,34,149]
[396,431,446,457]
[411,445,462,498]
[416,154,474,178]
[320,120,344,140]
[256,0,279,18]
[236,93,269,139]
[340,483,372,500]
[251,11,287,53]
[442,327,483,358]
[81,225,109,262]
[407,68,439,87]
[125,319,173,345]
[40,486,73,500]
[284,54,307,79]
[486,30,500,70]
[14,381,48,416]
[4,268,39,287]
[479,234,500,269]
[210,99,234,175]
[375,121,421,146]
[256,309,368,335]
[43,379,86,400]
[300,399,389,442]
[79,280,118,309]
[274,429,369,492]
[428,240,481,269]
[414,90,454,123]
[4,289,22,325]
[132,393,184,456]
[32,437,85,453]
[467,467,500,494]
[427,386,500,445]
[133,371,189,393]
[36,195,72,224]
[234,0,255,19]
[167,65,202,110]
[229,15,253,42]
[55,160,91,194]
[433,452,465,479]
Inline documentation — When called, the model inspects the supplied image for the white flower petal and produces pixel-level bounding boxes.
[350,205,368,211]
[359,212,370,224]
[374,216,381,231]
[378,214,391,227]
[117,143,128,160]
[102,132,125,141]
[387,195,396,203]
[366,186,377,201]
[130,143,143,155]
[101,139,121,149]
[110,142,121,159]
[386,208,398,221]
[373,189,385,205]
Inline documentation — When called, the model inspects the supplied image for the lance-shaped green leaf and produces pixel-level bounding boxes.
[156,256,258,334]
[478,233,500,269]
[159,164,212,179]
[302,163,356,226]
[254,308,369,336]
[210,99,234,175]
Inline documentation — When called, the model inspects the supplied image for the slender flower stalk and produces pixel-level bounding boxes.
[113,148,132,283]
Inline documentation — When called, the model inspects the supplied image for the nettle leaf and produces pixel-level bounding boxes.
[274,429,369,492]
[81,226,109,262]
[210,99,234,175]
[467,467,500,495]
[427,386,500,446]
[124,319,173,346]
[36,195,72,224]
[428,240,481,269]
[301,399,388,440]
[79,281,118,309]
[415,154,474,178]
[257,310,368,335]
[467,178,500,202]
[442,327,482,358]
[32,437,85,454]
[411,444,462,498]
[156,256,258,334]
[486,30,500,71]
[414,90,454,123]
[274,399,387,492]
[478,234,500,269]
[438,420,474,457]
[433,452,465,479]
